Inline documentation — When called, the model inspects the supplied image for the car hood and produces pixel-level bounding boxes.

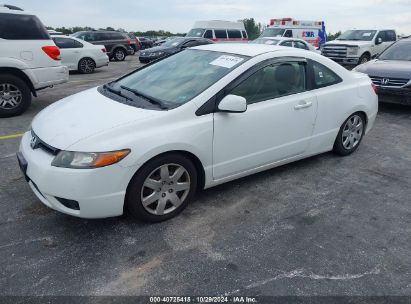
[325,40,373,47]
[31,87,163,150]
[356,59,411,79]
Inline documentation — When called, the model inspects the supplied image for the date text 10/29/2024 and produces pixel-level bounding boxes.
[149,296,258,303]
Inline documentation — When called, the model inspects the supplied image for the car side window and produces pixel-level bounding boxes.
[215,30,227,39]
[53,37,81,49]
[84,33,96,42]
[73,40,83,48]
[311,60,342,88]
[204,30,213,39]
[294,41,309,50]
[281,41,293,47]
[284,30,293,37]
[386,31,396,42]
[376,31,387,42]
[230,61,307,105]
[227,30,242,39]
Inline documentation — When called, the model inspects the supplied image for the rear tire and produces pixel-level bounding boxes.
[333,113,366,156]
[0,74,31,118]
[113,48,126,61]
[78,58,96,74]
[125,153,198,222]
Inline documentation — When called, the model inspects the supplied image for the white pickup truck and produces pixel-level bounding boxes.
[321,29,397,66]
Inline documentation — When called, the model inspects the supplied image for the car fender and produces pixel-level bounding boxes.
[0,57,37,90]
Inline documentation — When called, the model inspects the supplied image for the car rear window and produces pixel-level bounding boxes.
[0,13,50,40]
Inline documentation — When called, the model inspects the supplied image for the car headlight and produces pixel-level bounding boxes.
[347,46,359,56]
[149,52,164,57]
[51,149,130,169]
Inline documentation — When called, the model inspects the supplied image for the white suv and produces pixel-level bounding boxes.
[0,4,69,117]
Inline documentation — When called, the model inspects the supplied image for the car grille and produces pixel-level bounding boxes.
[322,45,347,58]
[370,76,410,88]
[30,130,60,155]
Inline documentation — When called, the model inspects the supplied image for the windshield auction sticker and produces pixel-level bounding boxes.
[210,55,244,68]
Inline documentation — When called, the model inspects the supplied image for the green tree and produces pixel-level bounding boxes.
[327,31,342,41]
[242,18,261,40]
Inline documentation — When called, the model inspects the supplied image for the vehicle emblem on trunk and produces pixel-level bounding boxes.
[30,136,39,149]
[381,78,390,85]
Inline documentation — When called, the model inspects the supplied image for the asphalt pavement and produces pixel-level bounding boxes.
[1,55,411,296]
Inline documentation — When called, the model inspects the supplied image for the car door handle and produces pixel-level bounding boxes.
[294,101,313,110]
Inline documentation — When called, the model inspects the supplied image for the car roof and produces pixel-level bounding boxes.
[192,43,293,56]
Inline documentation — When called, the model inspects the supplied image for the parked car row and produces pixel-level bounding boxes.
[1,3,409,120]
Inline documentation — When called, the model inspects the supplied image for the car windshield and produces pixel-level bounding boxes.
[251,38,280,45]
[260,28,285,38]
[337,30,377,41]
[112,49,248,108]
[162,37,185,47]
[186,28,205,38]
[379,40,411,61]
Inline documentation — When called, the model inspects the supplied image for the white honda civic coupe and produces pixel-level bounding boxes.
[17,44,378,222]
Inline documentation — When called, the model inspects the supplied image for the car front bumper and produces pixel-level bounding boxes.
[18,132,137,219]
[376,86,411,105]
[323,56,359,66]
[139,55,158,63]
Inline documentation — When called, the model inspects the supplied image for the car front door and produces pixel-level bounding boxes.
[374,31,391,56]
[212,58,318,180]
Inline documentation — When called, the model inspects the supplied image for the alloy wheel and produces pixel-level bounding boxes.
[115,50,125,61]
[80,59,95,73]
[141,163,191,215]
[0,83,22,110]
[342,114,364,150]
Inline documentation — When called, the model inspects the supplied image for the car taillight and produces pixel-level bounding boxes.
[371,83,378,95]
[101,48,107,53]
[42,46,61,61]
[127,38,131,45]
[136,38,141,46]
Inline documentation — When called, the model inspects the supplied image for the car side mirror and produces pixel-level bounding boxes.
[376,37,383,45]
[218,95,247,113]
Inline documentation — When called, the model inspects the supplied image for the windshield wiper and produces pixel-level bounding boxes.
[120,85,168,109]
[103,84,132,101]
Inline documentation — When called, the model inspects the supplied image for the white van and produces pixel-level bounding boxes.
[186,20,248,42]
[260,18,327,48]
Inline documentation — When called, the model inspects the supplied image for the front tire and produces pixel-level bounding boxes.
[113,48,126,61]
[358,53,370,65]
[333,113,366,156]
[0,74,31,118]
[78,58,96,74]
[125,153,198,222]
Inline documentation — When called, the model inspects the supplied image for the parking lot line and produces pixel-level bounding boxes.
[0,133,24,140]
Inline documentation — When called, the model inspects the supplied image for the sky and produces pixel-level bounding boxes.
[10,0,411,35]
